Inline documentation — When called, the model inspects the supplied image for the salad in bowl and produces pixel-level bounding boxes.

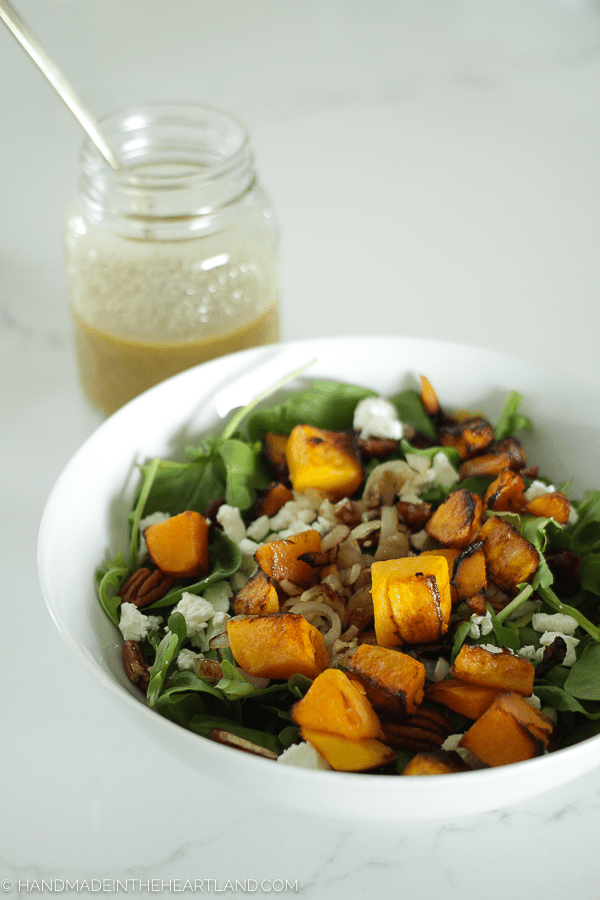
[38,336,600,818]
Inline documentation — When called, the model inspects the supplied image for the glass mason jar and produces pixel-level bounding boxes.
[64,103,280,416]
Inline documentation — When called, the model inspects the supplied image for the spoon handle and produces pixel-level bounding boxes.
[0,0,121,169]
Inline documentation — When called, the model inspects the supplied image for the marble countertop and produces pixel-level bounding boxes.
[2,1,600,897]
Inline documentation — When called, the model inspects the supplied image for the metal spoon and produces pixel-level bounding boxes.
[0,0,121,169]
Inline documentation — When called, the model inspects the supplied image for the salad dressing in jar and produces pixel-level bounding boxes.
[64,104,280,416]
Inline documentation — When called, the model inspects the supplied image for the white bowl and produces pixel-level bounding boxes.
[38,336,600,819]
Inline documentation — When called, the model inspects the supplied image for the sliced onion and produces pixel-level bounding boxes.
[289,600,342,649]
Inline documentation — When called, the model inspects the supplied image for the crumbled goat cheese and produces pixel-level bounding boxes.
[353,396,404,441]
[172,591,230,651]
[277,741,332,770]
[468,611,494,640]
[216,504,247,545]
[177,648,206,671]
[430,451,460,489]
[245,515,271,542]
[532,612,578,636]
[479,643,504,654]
[524,480,556,501]
[119,602,162,642]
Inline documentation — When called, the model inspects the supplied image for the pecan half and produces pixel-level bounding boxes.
[209,728,278,759]
[122,640,151,691]
[118,567,174,608]
[381,706,454,753]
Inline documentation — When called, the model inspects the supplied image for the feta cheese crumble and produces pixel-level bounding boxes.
[172,591,231,652]
[352,396,404,441]
[119,602,163,642]
[277,741,332,770]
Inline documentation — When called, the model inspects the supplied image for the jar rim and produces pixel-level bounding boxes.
[80,102,252,189]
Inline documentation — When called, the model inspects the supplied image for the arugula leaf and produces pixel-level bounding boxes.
[218,438,270,510]
[493,391,532,440]
[96,552,129,626]
[146,612,188,707]
[389,389,437,439]
[246,379,376,441]
[564,643,600,701]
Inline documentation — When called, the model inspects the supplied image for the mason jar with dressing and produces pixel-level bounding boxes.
[64,103,280,416]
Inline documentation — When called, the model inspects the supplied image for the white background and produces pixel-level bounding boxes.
[1,1,600,897]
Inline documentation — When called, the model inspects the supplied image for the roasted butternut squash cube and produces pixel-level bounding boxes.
[402,749,469,776]
[451,644,535,697]
[285,424,363,502]
[459,691,553,767]
[425,489,483,550]
[233,569,280,616]
[300,727,395,772]
[425,678,500,719]
[291,668,383,739]
[526,491,571,525]
[458,438,526,480]
[439,417,494,460]
[144,510,209,578]
[420,547,460,605]
[478,515,539,593]
[371,555,452,647]
[451,541,487,601]
[257,481,294,518]
[420,375,441,417]
[484,468,527,513]
[255,529,323,588]
[262,432,289,479]
[227,612,329,680]
[345,643,426,715]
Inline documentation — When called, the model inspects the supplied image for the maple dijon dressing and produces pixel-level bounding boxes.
[64,104,281,416]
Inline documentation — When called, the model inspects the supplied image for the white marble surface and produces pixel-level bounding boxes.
[2,1,600,896]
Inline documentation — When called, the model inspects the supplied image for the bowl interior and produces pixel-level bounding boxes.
[38,335,600,819]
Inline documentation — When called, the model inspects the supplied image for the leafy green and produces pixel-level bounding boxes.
[389,389,437,439]
[493,391,532,440]
[96,552,129,626]
[146,612,188,707]
[564,643,600,701]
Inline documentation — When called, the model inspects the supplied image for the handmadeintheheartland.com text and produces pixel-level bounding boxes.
[2,880,299,895]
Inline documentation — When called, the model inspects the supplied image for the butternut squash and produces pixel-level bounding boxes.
[425,678,500,719]
[451,542,487,601]
[262,432,289,479]
[257,481,294,518]
[439,417,494,460]
[254,529,323,588]
[144,510,209,578]
[458,438,526,480]
[526,491,571,525]
[420,548,460,605]
[285,424,363,502]
[483,468,527,513]
[299,728,395,772]
[459,691,553,767]
[451,644,535,697]
[371,555,452,648]
[402,750,469,776]
[425,489,483,550]
[232,569,280,616]
[478,515,539,593]
[291,668,383,739]
[227,612,329,680]
[345,643,426,715]
[420,375,441,417]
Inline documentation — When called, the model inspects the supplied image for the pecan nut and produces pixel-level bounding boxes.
[122,640,151,691]
[381,706,454,753]
[118,567,174,608]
